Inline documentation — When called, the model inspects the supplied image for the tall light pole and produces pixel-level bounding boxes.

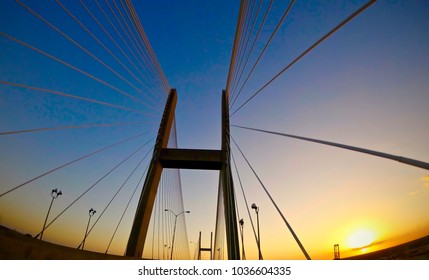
[239,219,246,260]
[39,188,62,240]
[165,209,190,260]
[82,208,96,250]
[251,203,263,260]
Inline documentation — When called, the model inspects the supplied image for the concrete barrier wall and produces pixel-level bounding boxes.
[0,226,136,260]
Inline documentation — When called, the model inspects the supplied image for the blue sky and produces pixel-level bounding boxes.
[1,0,429,259]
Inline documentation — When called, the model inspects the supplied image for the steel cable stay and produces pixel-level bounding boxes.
[173,124,190,259]
[226,0,247,97]
[78,0,160,106]
[163,172,172,259]
[156,172,163,259]
[229,0,274,105]
[229,0,262,101]
[52,0,152,95]
[103,0,164,94]
[231,135,312,260]
[231,0,377,117]
[78,0,157,95]
[114,0,169,104]
[231,150,261,259]
[161,172,167,258]
[156,120,189,260]
[157,173,167,259]
[151,171,162,259]
[232,125,429,171]
[112,0,168,104]
[92,0,169,111]
[159,169,183,259]
[229,0,254,95]
[229,0,263,100]
[17,0,156,109]
[214,179,226,258]
[151,180,159,259]
[123,0,171,95]
[33,137,155,239]
[87,0,159,93]
[90,0,169,101]
[166,173,175,260]
[0,32,152,109]
[231,153,244,259]
[95,0,153,80]
[125,0,171,94]
[106,163,150,254]
[213,175,225,260]
[160,173,169,259]
[0,131,152,198]
[177,173,189,259]
[230,0,297,110]
[110,0,168,97]
[77,146,153,249]
[220,124,238,260]
[167,172,173,259]
[166,168,189,260]
[0,121,153,137]
[160,176,167,259]
[0,80,147,115]
[160,171,167,259]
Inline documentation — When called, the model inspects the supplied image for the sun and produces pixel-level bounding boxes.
[347,229,376,249]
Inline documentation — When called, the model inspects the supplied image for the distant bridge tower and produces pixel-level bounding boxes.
[125,89,240,259]
[334,244,340,260]
[197,231,213,260]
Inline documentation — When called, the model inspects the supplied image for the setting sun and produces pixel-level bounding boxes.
[348,229,376,249]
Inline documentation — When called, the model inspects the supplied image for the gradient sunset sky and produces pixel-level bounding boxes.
[1,0,429,260]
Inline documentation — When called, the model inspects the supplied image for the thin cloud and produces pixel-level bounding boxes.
[408,175,429,196]
[422,175,429,188]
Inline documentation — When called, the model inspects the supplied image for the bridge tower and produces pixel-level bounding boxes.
[125,89,240,260]
[334,244,341,260]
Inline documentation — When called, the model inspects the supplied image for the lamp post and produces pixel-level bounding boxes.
[239,218,246,260]
[251,203,263,260]
[165,209,190,260]
[82,208,96,250]
[40,188,62,240]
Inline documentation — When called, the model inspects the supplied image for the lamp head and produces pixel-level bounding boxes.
[185,211,190,213]
[251,203,257,210]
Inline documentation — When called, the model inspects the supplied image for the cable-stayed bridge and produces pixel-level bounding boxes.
[1,0,429,260]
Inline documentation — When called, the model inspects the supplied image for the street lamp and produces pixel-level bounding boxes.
[239,218,246,260]
[165,209,190,260]
[39,188,62,240]
[251,203,263,260]
[82,208,96,250]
